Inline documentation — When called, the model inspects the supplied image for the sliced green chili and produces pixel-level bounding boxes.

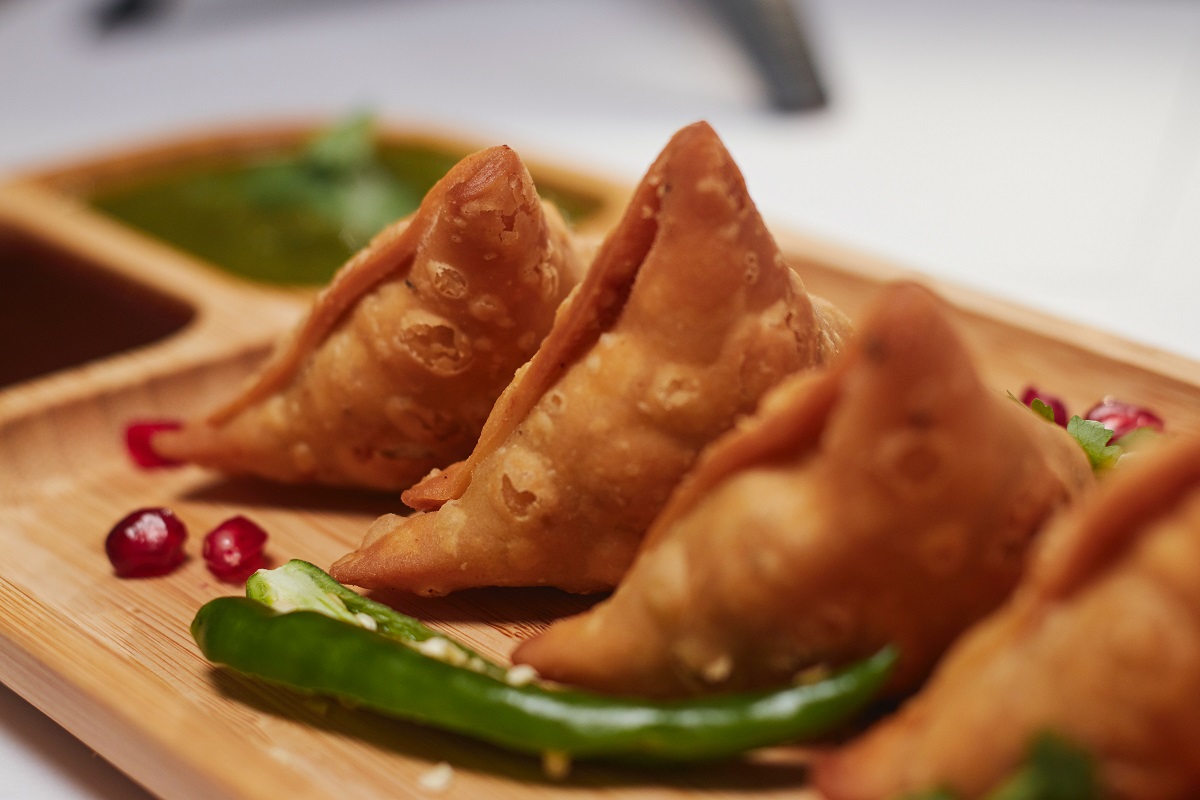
[192,562,895,763]
[245,559,507,680]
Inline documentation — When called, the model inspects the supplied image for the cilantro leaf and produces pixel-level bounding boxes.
[1028,398,1056,424]
[987,732,1100,800]
[241,113,419,251]
[1066,416,1121,472]
[906,732,1100,800]
[305,112,375,174]
[1113,425,1164,455]
[1010,391,1122,473]
[1007,390,1062,426]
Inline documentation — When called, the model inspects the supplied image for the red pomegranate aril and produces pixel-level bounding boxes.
[124,419,183,469]
[105,507,187,578]
[203,516,269,583]
[1085,397,1164,441]
[1020,386,1068,427]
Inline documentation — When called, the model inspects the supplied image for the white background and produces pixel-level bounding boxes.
[1,1,1199,796]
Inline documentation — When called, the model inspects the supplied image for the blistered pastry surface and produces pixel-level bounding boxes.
[156,147,584,490]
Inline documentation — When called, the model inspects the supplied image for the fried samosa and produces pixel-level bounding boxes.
[814,435,1200,800]
[511,282,1094,698]
[329,121,849,595]
[154,145,585,491]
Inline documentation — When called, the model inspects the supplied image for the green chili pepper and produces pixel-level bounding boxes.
[192,562,895,764]
[245,560,507,680]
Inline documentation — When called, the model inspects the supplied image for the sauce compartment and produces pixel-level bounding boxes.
[0,224,194,389]
[33,122,626,289]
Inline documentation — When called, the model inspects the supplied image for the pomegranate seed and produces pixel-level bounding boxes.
[202,516,269,583]
[105,508,187,578]
[1085,397,1164,441]
[124,419,183,468]
[1020,386,1068,427]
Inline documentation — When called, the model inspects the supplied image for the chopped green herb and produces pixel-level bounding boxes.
[1114,425,1164,455]
[1066,416,1121,472]
[242,113,419,251]
[903,790,957,800]
[1028,398,1056,424]
[305,113,376,174]
[987,732,1100,800]
[905,731,1100,800]
[1010,391,1122,473]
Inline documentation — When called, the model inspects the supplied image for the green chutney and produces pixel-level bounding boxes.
[88,138,602,287]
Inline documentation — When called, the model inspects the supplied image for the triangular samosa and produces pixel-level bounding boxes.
[154,146,585,491]
[329,121,849,595]
[512,283,1093,697]
[814,435,1200,800]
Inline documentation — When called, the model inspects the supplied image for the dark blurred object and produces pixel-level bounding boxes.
[91,0,389,36]
[712,0,827,112]
[93,0,171,32]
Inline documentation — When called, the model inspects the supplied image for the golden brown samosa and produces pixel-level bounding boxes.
[512,282,1094,698]
[814,435,1200,800]
[329,121,849,595]
[154,145,585,491]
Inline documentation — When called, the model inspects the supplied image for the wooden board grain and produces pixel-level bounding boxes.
[0,352,819,800]
[3,139,1200,799]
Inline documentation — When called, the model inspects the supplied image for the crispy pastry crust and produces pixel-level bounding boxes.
[329,121,848,595]
[813,435,1200,800]
[512,283,1093,698]
[155,146,584,490]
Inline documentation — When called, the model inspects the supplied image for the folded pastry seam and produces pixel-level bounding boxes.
[330,120,850,596]
[153,144,586,491]
[511,281,1094,700]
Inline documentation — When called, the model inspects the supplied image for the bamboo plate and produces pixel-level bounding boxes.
[2,126,1200,800]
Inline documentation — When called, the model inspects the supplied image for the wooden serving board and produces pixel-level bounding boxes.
[3,130,1200,800]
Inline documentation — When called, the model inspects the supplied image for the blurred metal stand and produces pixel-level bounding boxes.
[711,0,827,111]
[90,0,828,112]
[91,0,386,35]
[93,0,171,32]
